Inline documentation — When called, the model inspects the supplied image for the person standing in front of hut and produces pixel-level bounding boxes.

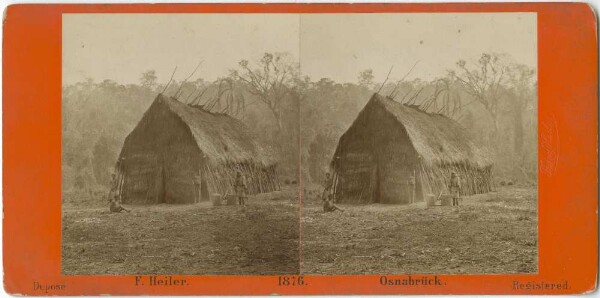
[449,171,461,206]
[234,171,248,206]
[193,171,202,203]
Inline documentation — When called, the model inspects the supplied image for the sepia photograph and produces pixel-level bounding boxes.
[61,14,302,275]
[61,12,538,276]
[298,13,538,275]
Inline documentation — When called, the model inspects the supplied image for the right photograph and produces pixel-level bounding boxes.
[299,13,538,275]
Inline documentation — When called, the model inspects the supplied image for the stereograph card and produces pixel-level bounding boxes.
[2,2,597,295]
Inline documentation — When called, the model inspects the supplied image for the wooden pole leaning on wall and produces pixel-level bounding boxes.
[331,171,339,202]
[115,163,125,202]
[248,163,259,193]
[206,163,223,196]
[118,159,129,202]
[267,166,277,191]
[267,166,275,192]
[242,163,253,194]
[252,164,261,193]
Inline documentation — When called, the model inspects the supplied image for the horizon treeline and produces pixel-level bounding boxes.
[62,51,537,195]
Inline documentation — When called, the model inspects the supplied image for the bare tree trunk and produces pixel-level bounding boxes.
[512,100,525,156]
[271,110,283,133]
[489,111,500,143]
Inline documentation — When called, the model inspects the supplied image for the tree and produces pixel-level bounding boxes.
[358,69,375,89]
[232,52,298,132]
[308,132,337,183]
[140,70,158,90]
[449,53,509,138]
[92,134,117,187]
[506,64,536,156]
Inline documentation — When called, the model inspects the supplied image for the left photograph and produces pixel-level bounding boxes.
[61,14,301,275]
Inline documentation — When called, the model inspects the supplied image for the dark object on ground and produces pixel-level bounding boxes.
[440,195,453,206]
[211,194,223,206]
[225,195,237,206]
[323,195,344,212]
[109,200,130,213]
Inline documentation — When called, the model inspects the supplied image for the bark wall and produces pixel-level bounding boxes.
[333,102,420,204]
[418,162,494,198]
[119,100,202,204]
[202,162,280,198]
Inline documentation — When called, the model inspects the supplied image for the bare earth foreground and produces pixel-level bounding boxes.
[63,185,536,275]
[62,188,300,275]
[302,185,538,275]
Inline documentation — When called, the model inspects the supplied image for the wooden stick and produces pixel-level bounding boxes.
[191,87,209,106]
[175,60,204,99]
[389,60,420,97]
[161,66,178,94]
[184,86,198,102]
[407,87,424,105]
[376,66,394,94]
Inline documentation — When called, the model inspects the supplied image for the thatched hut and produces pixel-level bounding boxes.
[330,93,493,204]
[115,94,279,204]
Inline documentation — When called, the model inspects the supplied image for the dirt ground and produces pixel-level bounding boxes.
[63,185,537,275]
[301,185,538,275]
[62,187,300,275]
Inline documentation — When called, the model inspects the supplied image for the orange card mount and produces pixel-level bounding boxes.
[3,3,598,295]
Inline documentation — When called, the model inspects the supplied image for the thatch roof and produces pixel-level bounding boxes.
[358,93,493,168]
[157,94,277,166]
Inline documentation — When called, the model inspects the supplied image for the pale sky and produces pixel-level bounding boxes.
[63,13,536,85]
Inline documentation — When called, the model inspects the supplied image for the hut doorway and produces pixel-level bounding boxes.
[157,165,166,204]
[194,170,200,203]
[200,178,210,201]
[414,169,424,202]
[337,153,377,203]
[373,164,381,203]
[193,169,211,202]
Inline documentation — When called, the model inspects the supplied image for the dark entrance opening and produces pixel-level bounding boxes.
[158,165,166,204]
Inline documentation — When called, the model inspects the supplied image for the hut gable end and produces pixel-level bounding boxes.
[120,97,200,159]
[332,98,417,164]
[118,97,203,204]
